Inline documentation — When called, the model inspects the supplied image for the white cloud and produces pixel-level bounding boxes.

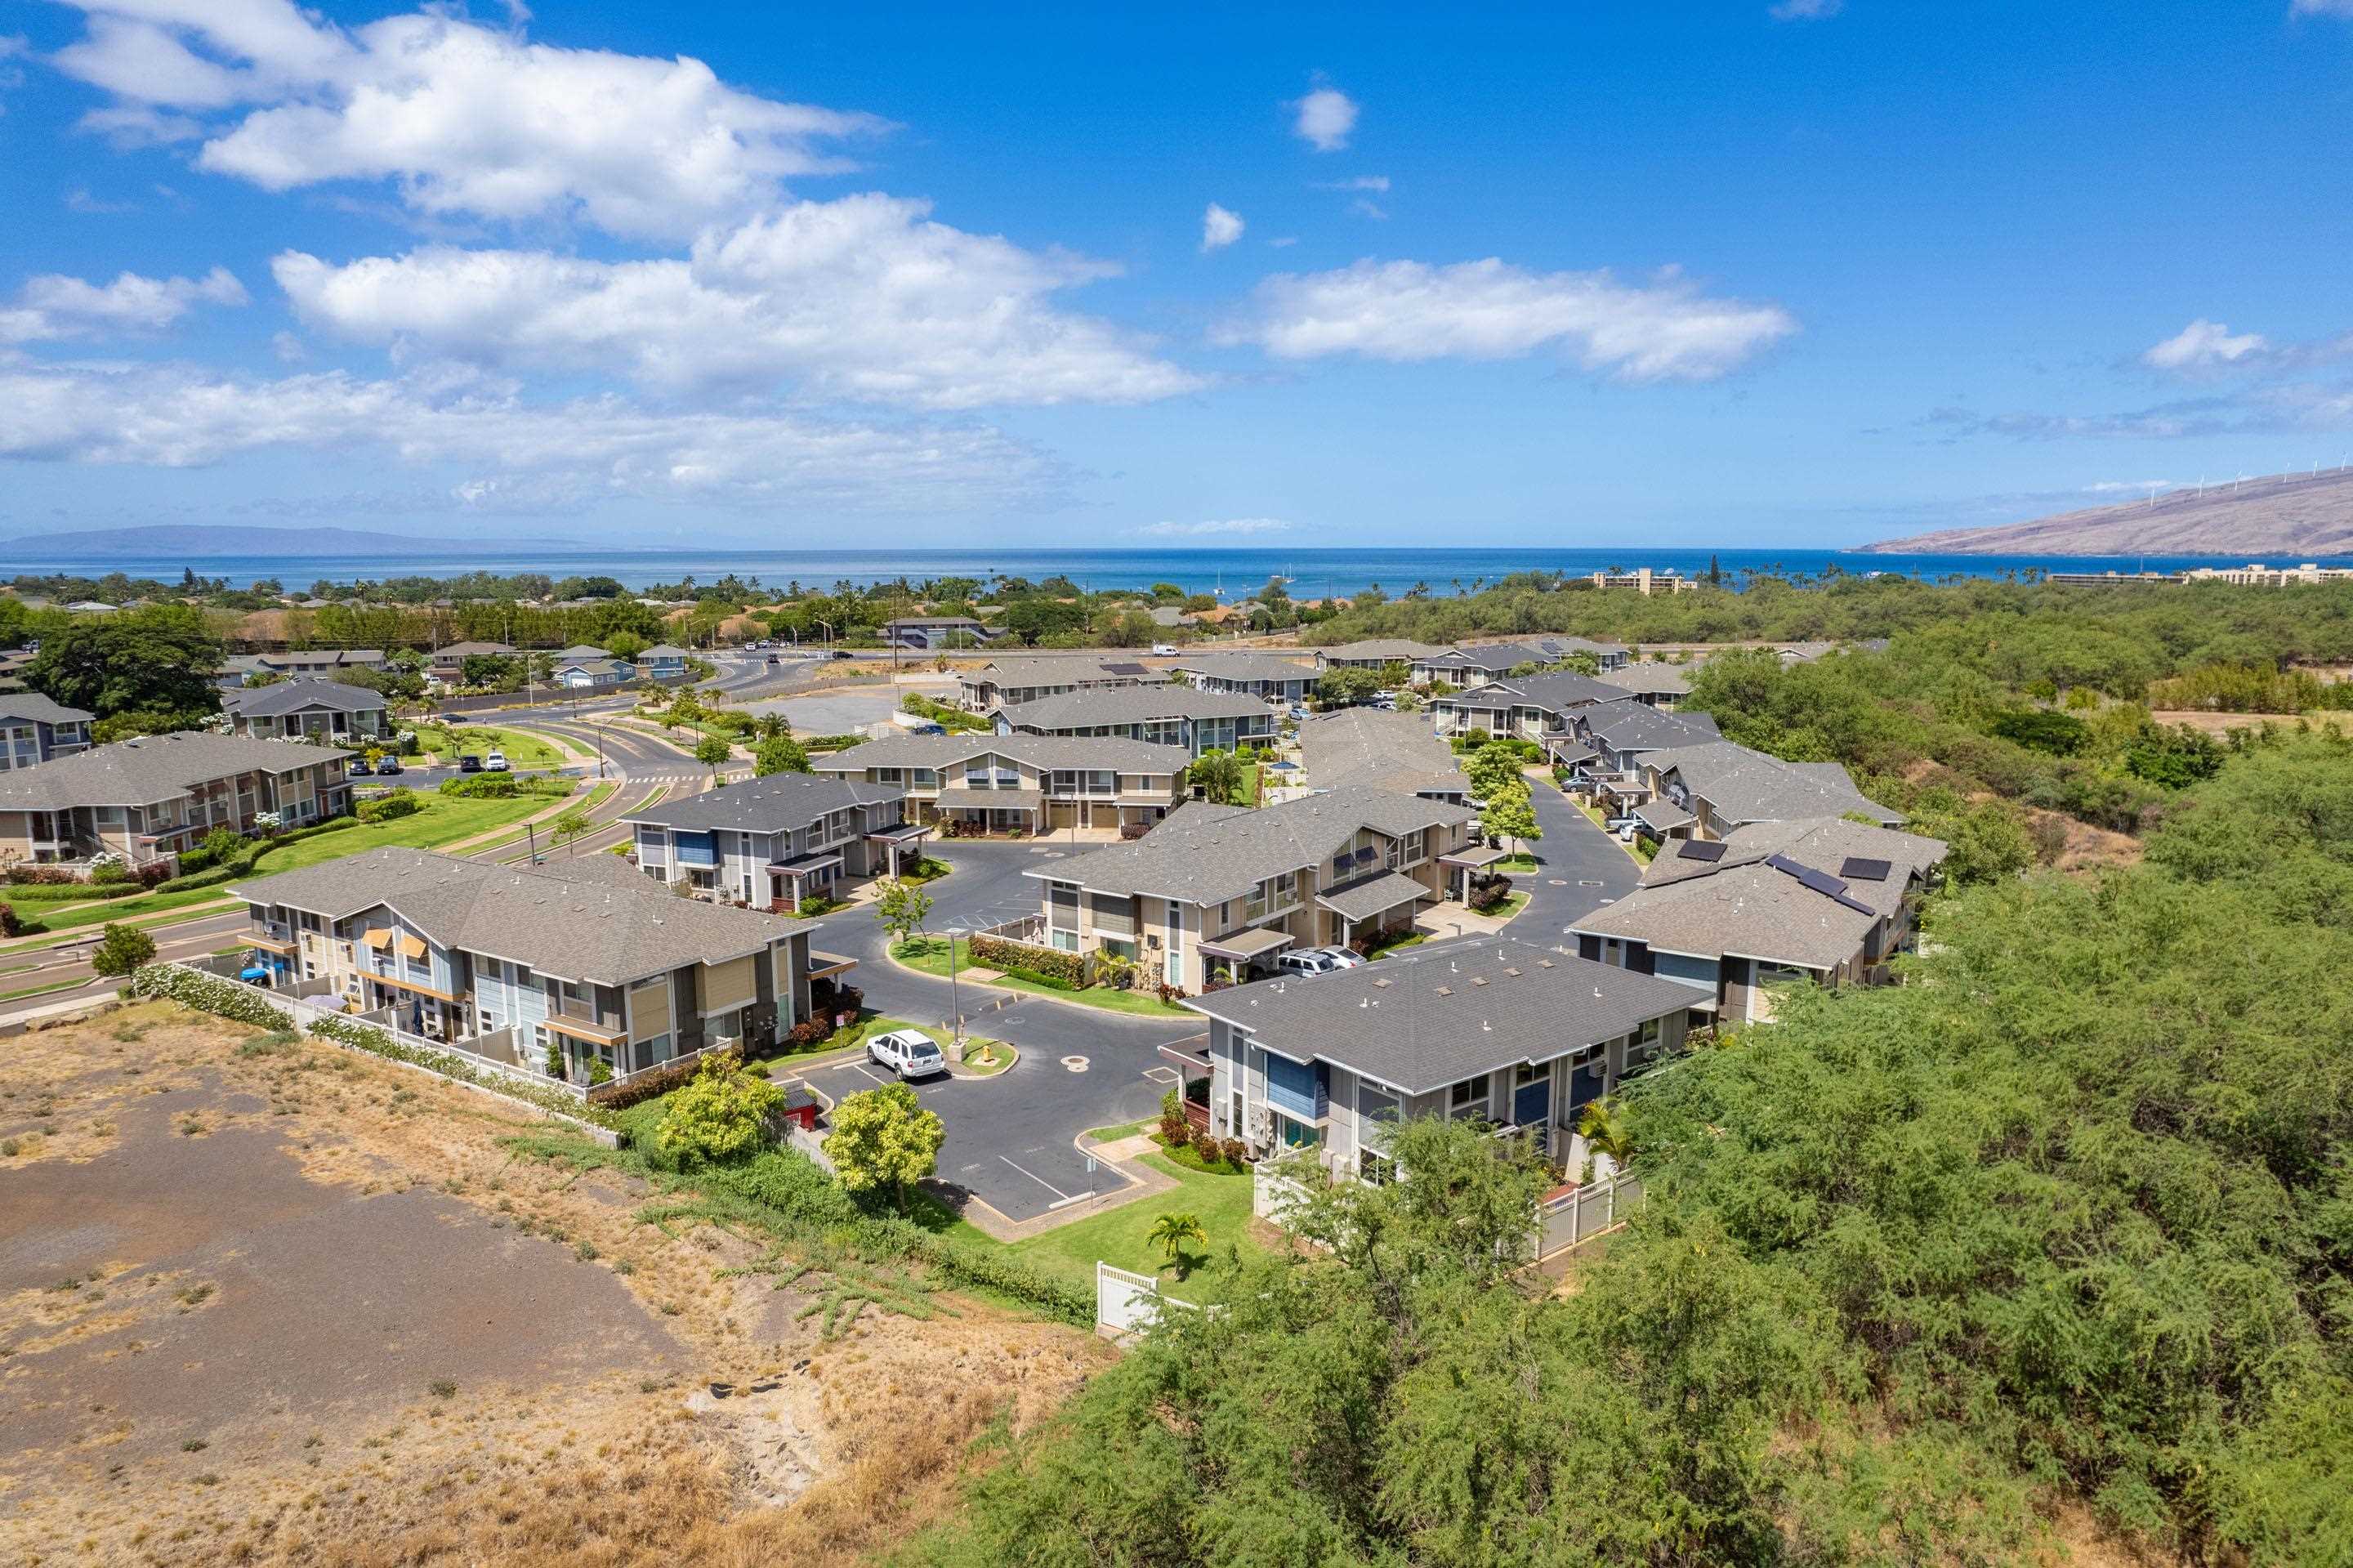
[1313,175,1389,192]
[0,359,1069,512]
[1290,84,1357,152]
[1268,236,1297,248]
[1133,517,1293,538]
[270,328,306,362]
[1200,202,1244,252]
[1769,0,1845,18]
[272,193,1203,409]
[2084,479,2179,494]
[2291,0,2353,16]
[0,266,246,342]
[1217,258,1797,381]
[48,1,890,239]
[2143,318,2270,371]
[1350,198,1388,221]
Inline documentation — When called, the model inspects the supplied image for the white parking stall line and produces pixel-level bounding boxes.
[997,1154,1073,1203]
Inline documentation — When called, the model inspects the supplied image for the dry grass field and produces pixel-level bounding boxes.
[0,1002,1106,1567]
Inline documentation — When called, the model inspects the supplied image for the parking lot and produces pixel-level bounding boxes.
[804,837,1200,1224]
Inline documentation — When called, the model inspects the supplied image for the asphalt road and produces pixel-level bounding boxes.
[1516,776,1643,937]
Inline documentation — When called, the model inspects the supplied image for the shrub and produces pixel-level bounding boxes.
[355,788,422,824]
[969,934,1084,986]
[127,965,297,1031]
[655,1056,784,1168]
[593,1044,740,1115]
[90,922,158,976]
[0,902,19,939]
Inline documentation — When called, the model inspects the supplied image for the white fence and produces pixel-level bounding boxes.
[1252,1163,1310,1223]
[1094,1262,1203,1337]
[1533,1168,1641,1261]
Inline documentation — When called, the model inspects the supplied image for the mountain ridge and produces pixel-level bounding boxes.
[1862,467,2353,556]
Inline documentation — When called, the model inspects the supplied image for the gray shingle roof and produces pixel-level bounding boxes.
[1437,668,1623,718]
[1646,741,1901,827]
[1040,785,1477,905]
[0,732,350,811]
[1315,869,1431,922]
[1172,652,1316,683]
[233,847,811,986]
[638,644,694,659]
[624,773,902,834]
[1569,858,1882,972]
[222,679,386,718]
[1418,644,1545,675]
[1314,639,1452,662]
[970,656,1146,687]
[1577,700,1719,753]
[1297,708,1467,796]
[994,686,1270,727]
[429,641,514,660]
[0,692,92,726]
[1529,634,1633,659]
[814,733,1190,773]
[1186,936,1696,1095]
[1641,816,1947,896]
[1595,663,1694,697]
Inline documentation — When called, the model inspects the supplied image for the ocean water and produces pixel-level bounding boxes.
[5,545,2342,596]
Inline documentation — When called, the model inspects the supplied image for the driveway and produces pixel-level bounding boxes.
[740,680,954,736]
[1508,778,1642,940]
[799,838,1199,1224]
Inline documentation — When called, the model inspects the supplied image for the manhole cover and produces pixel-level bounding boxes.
[1060,1055,1090,1073]
[1546,878,1568,886]
[1577,878,1604,887]
[1040,851,1066,858]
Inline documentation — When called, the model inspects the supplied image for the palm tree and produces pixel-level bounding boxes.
[1148,1211,1208,1277]
[1576,1096,1635,1178]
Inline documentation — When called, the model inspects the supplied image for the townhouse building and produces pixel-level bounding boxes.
[1569,817,1947,1025]
[0,693,94,771]
[221,649,388,687]
[813,732,1189,835]
[955,655,1152,713]
[881,616,994,650]
[626,773,922,909]
[636,644,694,680]
[234,848,854,1083]
[1189,936,1695,1171]
[1311,639,1451,674]
[1169,652,1317,705]
[1592,661,1693,708]
[1294,708,1471,802]
[992,685,1279,757]
[1429,668,1624,740]
[1547,701,1721,812]
[1026,786,1483,992]
[0,733,351,875]
[425,640,517,686]
[1613,739,1902,842]
[220,679,391,744]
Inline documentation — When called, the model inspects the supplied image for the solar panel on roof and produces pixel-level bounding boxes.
[1677,839,1726,862]
[1838,856,1892,882]
[1103,662,1148,674]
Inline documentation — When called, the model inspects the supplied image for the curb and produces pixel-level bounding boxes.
[878,947,1197,1028]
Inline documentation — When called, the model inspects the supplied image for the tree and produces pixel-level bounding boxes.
[694,735,732,777]
[824,1083,945,1213]
[1187,748,1248,806]
[89,922,158,978]
[553,809,592,854]
[754,733,811,775]
[1316,667,1382,708]
[1481,780,1541,856]
[1464,739,1526,801]
[29,604,222,722]
[654,1057,784,1168]
[1148,1211,1208,1276]
[604,629,650,662]
[872,877,934,948]
[460,653,519,688]
[1575,1095,1636,1178]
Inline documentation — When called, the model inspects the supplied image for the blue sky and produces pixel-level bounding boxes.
[2,0,2351,550]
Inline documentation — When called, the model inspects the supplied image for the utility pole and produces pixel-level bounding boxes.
[946,924,967,1049]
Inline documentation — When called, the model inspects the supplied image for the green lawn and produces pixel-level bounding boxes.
[2,792,564,935]
[409,723,568,770]
[1483,891,1532,922]
[942,1152,1265,1304]
[1494,851,1543,873]
[890,936,1194,1018]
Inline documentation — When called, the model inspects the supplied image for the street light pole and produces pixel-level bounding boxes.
[946,923,967,1049]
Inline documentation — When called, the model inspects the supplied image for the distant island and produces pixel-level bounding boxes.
[1862,466,2353,556]
[0,524,585,560]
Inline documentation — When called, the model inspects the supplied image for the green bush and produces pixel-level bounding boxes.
[355,788,423,824]
[126,964,296,1030]
[436,773,574,800]
[799,734,869,753]
[969,934,1084,986]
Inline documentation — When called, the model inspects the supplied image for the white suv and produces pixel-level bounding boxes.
[483,750,510,772]
[1276,949,1348,977]
[866,1028,948,1079]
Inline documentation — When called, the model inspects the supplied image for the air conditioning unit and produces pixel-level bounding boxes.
[1145,934,1161,949]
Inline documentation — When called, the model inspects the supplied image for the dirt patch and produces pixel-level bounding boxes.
[0,1003,1106,1565]
[2021,808,2145,873]
[2150,708,2353,738]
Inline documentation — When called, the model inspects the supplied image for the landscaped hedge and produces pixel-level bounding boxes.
[592,1043,742,1115]
[800,734,868,753]
[436,773,575,800]
[307,1014,615,1126]
[355,788,422,823]
[2,881,150,902]
[126,964,297,1031]
[969,934,1086,986]
[154,815,359,894]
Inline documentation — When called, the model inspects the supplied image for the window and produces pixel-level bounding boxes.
[1515,1061,1547,1088]
[1449,1074,1490,1115]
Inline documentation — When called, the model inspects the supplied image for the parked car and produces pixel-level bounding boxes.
[765,654,780,665]
[1151,642,1178,657]
[1315,945,1368,968]
[374,757,403,776]
[866,1028,948,1079]
[1276,949,1349,977]
[347,757,373,776]
[1614,821,1641,842]
[483,750,510,772]
[1602,815,1639,833]
[457,753,483,773]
